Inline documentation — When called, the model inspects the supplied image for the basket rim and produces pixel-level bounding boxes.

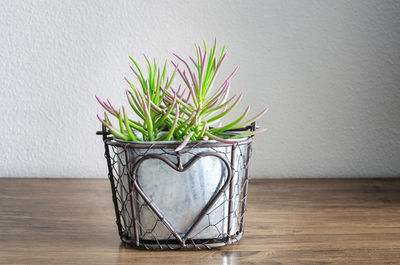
[105,135,253,149]
[100,125,255,149]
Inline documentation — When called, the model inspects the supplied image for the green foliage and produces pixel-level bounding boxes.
[97,41,268,151]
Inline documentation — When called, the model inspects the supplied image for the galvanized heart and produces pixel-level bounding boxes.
[130,152,232,246]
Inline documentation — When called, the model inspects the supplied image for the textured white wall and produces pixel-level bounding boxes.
[1,0,400,178]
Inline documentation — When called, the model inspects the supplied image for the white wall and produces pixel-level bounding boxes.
[1,0,400,178]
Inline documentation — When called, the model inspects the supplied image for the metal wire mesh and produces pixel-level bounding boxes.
[98,125,254,250]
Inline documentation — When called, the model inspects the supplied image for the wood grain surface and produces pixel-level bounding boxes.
[1,178,399,265]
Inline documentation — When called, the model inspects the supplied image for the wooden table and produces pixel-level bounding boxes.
[1,178,399,264]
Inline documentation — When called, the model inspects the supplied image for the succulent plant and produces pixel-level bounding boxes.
[97,40,268,151]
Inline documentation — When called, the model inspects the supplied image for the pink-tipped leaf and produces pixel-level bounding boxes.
[232,107,269,129]
[175,131,194,152]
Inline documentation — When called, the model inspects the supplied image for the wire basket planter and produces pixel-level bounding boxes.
[97,123,255,250]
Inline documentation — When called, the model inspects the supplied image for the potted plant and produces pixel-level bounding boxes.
[96,40,268,249]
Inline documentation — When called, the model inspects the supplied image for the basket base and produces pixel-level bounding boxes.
[120,232,244,250]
